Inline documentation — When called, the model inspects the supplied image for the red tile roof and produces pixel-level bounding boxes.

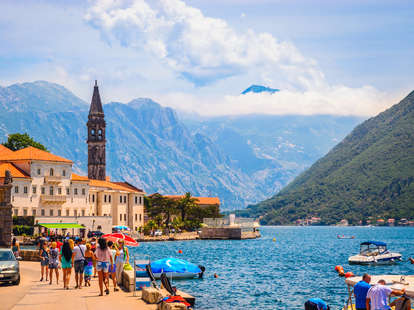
[0,146,72,163]
[164,195,220,205]
[0,162,30,179]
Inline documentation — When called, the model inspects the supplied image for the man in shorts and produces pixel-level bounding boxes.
[72,238,87,289]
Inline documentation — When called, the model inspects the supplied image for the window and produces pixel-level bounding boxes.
[82,188,85,195]
[50,168,54,176]
[98,129,103,140]
[135,214,137,221]
[58,187,62,195]
[58,210,61,216]
[120,196,122,203]
[104,195,107,203]
[32,210,36,216]
[32,186,37,194]
[124,214,126,221]
[37,168,41,175]
[82,210,85,216]
[109,195,111,203]
[120,214,122,221]
[41,209,45,216]
[135,196,138,204]
[13,209,18,216]
[23,209,27,216]
[74,210,77,217]
[139,196,142,204]
[14,186,18,193]
[92,194,95,203]
[66,187,70,195]
[41,187,45,195]
[74,188,78,195]
[66,210,70,216]
[50,209,54,216]
[23,186,28,194]
[139,214,142,221]
[49,186,53,195]
[62,170,66,176]
[123,196,126,203]
[91,129,95,136]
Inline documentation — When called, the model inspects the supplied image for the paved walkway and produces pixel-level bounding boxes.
[1,261,156,310]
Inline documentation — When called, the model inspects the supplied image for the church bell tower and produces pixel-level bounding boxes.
[87,80,106,180]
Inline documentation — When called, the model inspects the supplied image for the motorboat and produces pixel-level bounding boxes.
[148,257,205,279]
[348,241,402,265]
[337,235,355,239]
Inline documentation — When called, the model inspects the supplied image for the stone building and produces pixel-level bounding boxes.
[0,169,12,247]
[0,82,145,234]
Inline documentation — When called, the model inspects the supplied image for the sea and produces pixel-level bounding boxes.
[129,226,414,310]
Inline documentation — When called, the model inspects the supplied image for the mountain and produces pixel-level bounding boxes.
[241,84,279,94]
[0,81,362,210]
[239,91,414,224]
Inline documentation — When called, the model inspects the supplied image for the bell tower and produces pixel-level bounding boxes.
[87,80,106,180]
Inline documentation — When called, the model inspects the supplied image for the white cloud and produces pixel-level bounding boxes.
[85,0,324,88]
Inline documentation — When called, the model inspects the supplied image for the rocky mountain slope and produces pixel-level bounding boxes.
[0,81,362,209]
[240,91,414,224]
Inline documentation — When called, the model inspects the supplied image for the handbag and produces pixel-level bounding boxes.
[79,245,88,267]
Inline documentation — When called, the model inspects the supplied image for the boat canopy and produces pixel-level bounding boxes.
[360,241,387,247]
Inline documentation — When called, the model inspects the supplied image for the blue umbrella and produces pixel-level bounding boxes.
[114,225,130,230]
[150,257,201,274]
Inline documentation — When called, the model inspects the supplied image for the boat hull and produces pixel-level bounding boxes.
[348,252,402,265]
[152,272,200,279]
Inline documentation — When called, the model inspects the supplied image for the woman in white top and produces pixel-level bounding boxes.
[115,239,129,286]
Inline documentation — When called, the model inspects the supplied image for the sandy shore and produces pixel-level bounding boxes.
[0,261,156,310]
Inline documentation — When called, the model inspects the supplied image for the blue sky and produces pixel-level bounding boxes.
[0,0,413,116]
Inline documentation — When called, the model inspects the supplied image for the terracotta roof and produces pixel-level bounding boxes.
[89,179,137,192]
[0,145,14,157]
[164,195,220,205]
[0,162,30,179]
[113,181,143,192]
[0,146,72,163]
[71,173,89,182]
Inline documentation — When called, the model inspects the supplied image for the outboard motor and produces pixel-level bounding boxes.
[198,265,206,278]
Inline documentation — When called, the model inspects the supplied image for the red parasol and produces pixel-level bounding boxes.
[102,233,139,247]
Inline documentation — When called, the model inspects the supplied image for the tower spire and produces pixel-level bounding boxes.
[89,80,104,115]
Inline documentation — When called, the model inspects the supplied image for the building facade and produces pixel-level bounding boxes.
[0,82,145,234]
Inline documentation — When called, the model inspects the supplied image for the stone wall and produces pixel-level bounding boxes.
[200,227,242,239]
[0,173,13,248]
[20,249,41,261]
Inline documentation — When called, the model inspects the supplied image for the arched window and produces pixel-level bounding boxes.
[91,129,96,136]
[98,129,103,140]
[50,168,54,176]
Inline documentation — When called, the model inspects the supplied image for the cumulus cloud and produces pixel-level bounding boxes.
[85,0,324,88]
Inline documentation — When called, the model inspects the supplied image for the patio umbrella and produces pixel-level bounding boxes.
[113,225,130,230]
[102,233,139,247]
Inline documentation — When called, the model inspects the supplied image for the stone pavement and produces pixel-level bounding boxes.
[1,261,156,310]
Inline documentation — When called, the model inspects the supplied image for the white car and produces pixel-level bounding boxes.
[0,249,20,285]
[154,230,162,236]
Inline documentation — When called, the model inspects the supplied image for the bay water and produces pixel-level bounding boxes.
[130,226,414,309]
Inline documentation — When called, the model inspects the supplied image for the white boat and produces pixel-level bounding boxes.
[348,241,402,265]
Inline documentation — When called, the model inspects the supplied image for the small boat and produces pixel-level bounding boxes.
[337,235,355,239]
[348,241,402,265]
[148,257,205,279]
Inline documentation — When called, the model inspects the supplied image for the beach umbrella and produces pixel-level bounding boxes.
[113,225,130,231]
[102,233,139,247]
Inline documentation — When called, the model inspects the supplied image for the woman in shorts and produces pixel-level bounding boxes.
[48,241,59,285]
[39,242,49,282]
[95,238,113,296]
[60,241,74,290]
[83,243,94,287]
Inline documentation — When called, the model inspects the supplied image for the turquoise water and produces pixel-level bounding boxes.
[130,226,414,309]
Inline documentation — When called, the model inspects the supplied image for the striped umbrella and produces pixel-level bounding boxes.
[102,233,139,247]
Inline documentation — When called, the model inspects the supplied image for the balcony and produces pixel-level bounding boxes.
[44,176,62,184]
[40,195,67,204]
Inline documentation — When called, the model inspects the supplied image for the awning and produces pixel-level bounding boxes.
[38,223,85,229]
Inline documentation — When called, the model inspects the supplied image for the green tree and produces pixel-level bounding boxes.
[2,133,48,151]
[177,192,197,221]
[146,193,178,228]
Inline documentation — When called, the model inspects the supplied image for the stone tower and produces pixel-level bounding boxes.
[87,80,106,180]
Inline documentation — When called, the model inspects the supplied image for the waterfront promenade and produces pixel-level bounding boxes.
[1,261,155,310]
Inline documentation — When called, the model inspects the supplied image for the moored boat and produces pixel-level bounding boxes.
[348,241,402,265]
[147,257,205,279]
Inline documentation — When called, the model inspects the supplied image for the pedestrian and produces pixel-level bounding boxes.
[84,243,94,287]
[115,239,129,286]
[48,241,59,285]
[91,237,97,277]
[354,273,371,310]
[39,242,49,282]
[95,238,113,296]
[73,238,87,289]
[11,237,20,258]
[107,241,119,292]
[366,279,405,310]
[60,241,74,290]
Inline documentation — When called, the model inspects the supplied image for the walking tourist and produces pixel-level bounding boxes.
[73,239,87,289]
[39,242,49,282]
[91,237,97,277]
[95,237,113,296]
[83,243,94,287]
[115,239,129,286]
[366,279,405,310]
[354,273,371,310]
[11,237,20,258]
[60,241,74,290]
[107,241,119,291]
[48,241,59,285]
